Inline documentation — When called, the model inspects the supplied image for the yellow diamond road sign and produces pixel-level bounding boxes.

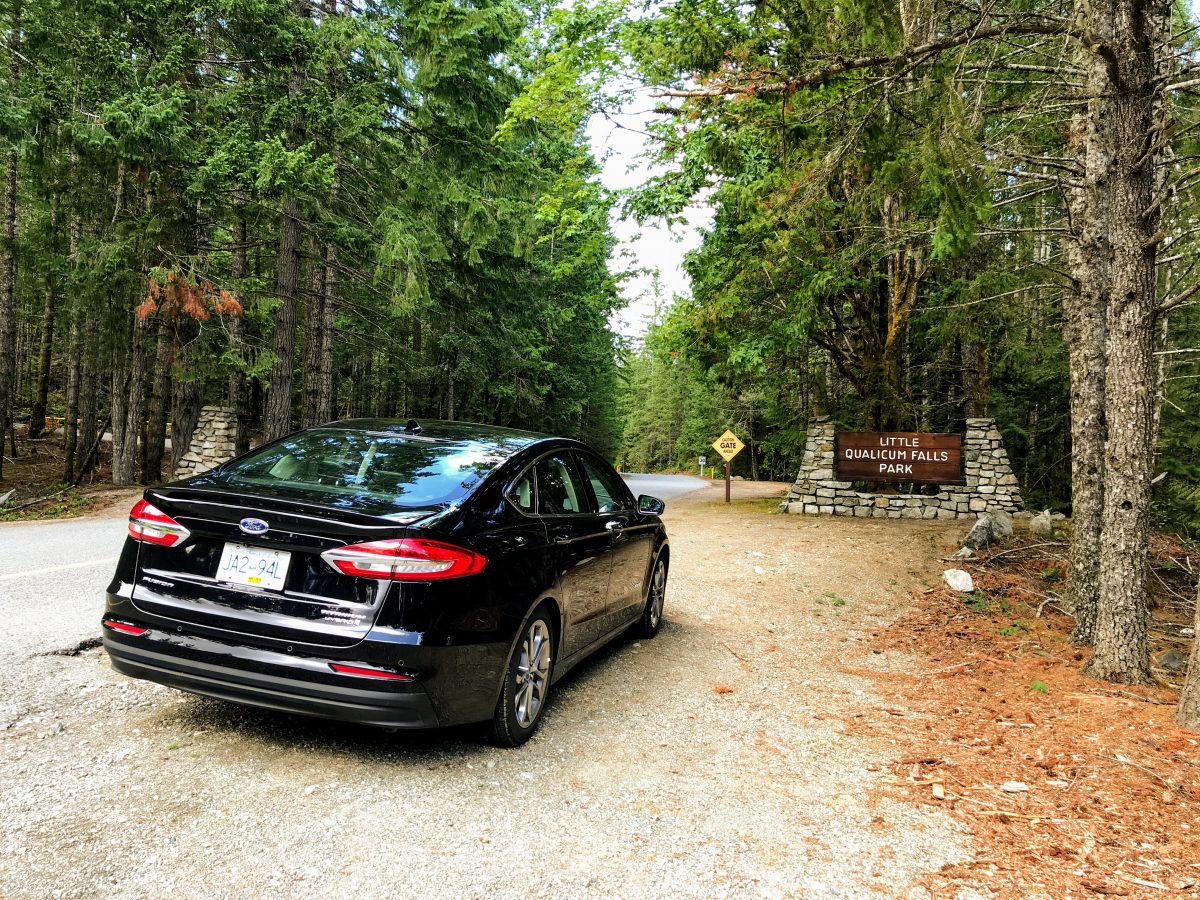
[712,430,745,463]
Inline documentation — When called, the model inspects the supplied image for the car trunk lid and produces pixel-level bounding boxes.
[129,487,437,648]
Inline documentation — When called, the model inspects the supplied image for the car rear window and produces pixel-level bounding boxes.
[209,429,508,513]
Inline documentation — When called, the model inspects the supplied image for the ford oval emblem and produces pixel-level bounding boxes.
[239,517,269,536]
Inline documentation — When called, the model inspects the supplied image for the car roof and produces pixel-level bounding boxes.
[323,418,555,460]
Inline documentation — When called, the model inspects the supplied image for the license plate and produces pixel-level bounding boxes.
[216,542,291,592]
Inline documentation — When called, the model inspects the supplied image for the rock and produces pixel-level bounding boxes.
[951,546,977,560]
[943,569,975,592]
[1158,648,1188,674]
[1030,509,1054,538]
[989,510,1014,538]
[963,516,995,549]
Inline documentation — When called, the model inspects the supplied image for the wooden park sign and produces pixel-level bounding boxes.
[711,429,745,503]
[835,432,963,484]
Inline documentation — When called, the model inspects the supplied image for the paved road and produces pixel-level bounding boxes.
[0,515,128,662]
[622,472,708,501]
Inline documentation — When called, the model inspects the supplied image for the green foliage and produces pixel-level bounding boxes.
[4,0,626,472]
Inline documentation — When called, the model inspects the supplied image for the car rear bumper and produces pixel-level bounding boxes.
[102,624,440,729]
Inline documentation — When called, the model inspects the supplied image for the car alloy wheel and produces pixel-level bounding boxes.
[492,607,555,746]
[637,556,667,638]
[514,619,552,728]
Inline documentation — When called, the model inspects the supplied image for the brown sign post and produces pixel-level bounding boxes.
[711,430,745,503]
[835,432,963,484]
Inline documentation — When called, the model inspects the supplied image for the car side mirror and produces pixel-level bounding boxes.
[638,494,665,516]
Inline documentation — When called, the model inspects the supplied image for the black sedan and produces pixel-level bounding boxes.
[101,420,669,746]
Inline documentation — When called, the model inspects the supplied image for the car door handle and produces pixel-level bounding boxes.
[605,520,622,532]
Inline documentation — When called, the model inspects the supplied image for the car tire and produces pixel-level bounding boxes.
[491,606,555,747]
[635,554,667,638]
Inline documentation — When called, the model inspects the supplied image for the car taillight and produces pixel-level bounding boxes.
[320,538,487,581]
[128,499,190,547]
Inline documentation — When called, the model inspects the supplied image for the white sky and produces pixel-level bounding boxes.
[586,93,712,341]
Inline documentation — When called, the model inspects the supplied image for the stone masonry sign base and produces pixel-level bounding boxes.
[782,417,1025,519]
[173,405,239,479]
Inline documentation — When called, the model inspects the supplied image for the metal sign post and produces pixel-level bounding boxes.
[710,430,745,504]
[698,454,707,478]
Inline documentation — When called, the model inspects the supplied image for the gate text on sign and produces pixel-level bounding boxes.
[835,432,963,484]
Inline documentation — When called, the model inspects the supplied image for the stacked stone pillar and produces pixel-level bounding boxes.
[173,406,239,479]
[782,416,1024,519]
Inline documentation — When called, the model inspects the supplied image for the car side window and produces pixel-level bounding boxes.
[578,454,634,514]
[507,470,535,514]
[535,454,590,516]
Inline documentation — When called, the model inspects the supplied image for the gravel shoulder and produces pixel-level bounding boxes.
[0,481,983,899]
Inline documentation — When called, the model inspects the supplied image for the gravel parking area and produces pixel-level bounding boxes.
[1,481,983,899]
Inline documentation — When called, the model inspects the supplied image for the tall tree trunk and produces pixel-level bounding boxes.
[0,1,19,475]
[317,158,339,424]
[1064,53,1112,646]
[77,322,99,477]
[318,248,337,422]
[61,307,80,484]
[113,316,150,485]
[171,325,201,474]
[228,190,250,454]
[111,360,128,476]
[263,19,307,441]
[300,238,324,428]
[28,279,56,440]
[142,315,174,483]
[265,197,302,440]
[1074,0,1168,684]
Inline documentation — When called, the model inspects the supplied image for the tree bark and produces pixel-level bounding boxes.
[77,321,99,477]
[112,316,150,485]
[318,245,337,422]
[61,307,81,484]
[0,2,19,476]
[228,190,250,454]
[171,327,201,474]
[27,278,56,440]
[1177,578,1200,731]
[316,157,339,424]
[300,238,324,428]
[1074,0,1169,684]
[263,16,308,442]
[142,315,174,483]
[264,196,302,440]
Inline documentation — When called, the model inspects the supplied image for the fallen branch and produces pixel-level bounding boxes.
[3,486,71,513]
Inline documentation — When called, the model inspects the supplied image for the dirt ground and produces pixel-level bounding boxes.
[2,480,1195,899]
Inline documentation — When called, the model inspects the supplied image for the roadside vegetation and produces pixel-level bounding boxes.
[0,0,623,506]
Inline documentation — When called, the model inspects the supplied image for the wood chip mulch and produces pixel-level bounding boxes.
[847,540,1200,898]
